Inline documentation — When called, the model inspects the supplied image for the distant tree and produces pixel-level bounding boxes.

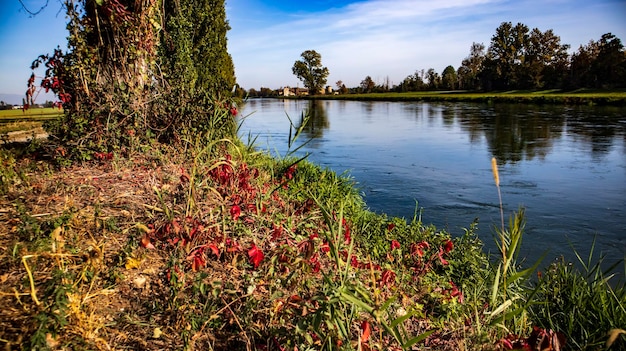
[335,80,343,90]
[259,87,276,97]
[486,22,530,89]
[292,50,329,94]
[382,76,391,91]
[360,75,375,93]
[519,28,570,89]
[570,33,626,88]
[248,88,259,97]
[458,42,485,90]
[593,33,626,87]
[426,68,441,90]
[396,71,425,92]
[441,65,457,90]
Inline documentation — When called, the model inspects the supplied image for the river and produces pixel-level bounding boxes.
[238,98,626,269]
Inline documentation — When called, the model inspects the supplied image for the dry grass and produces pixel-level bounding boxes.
[0,151,189,349]
[0,142,495,350]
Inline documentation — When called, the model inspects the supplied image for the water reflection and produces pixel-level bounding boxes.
[465,106,566,164]
[243,99,625,165]
[409,103,624,164]
[298,100,329,139]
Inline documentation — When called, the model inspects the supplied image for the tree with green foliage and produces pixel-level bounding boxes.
[485,22,530,89]
[458,42,485,90]
[27,0,237,157]
[592,33,626,88]
[519,28,569,89]
[426,68,441,90]
[570,33,626,89]
[360,76,375,93]
[441,65,457,90]
[159,0,237,140]
[395,70,425,92]
[292,50,329,95]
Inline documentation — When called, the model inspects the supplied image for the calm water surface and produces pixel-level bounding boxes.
[238,99,626,267]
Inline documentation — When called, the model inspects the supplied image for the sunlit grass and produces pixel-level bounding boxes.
[307,89,626,105]
[0,121,43,134]
[0,107,63,122]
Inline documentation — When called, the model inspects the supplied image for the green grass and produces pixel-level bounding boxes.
[302,89,626,105]
[0,107,63,122]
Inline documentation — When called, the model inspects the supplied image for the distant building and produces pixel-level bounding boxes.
[280,87,309,96]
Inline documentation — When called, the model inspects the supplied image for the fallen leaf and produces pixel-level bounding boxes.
[248,244,264,269]
[361,320,371,342]
[125,257,143,269]
[141,235,155,249]
[153,327,163,339]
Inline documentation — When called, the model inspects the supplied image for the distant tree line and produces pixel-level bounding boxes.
[241,22,625,95]
[0,101,56,110]
[395,23,625,92]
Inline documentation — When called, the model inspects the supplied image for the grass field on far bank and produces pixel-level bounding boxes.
[0,107,63,122]
[303,89,626,105]
[0,108,62,137]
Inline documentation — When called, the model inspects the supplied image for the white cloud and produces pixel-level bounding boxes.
[225,0,626,89]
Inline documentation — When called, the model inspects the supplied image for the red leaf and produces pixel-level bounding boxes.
[448,280,464,303]
[248,244,264,269]
[381,269,396,287]
[438,247,449,265]
[444,239,454,253]
[410,241,430,257]
[391,240,401,251]
[209,244,220,257]
[342,219,351,244]
[141,235,155,249]
[361,320,371,342]
[350,255,359,268]
[192,255,205,271]
[230,204,241,220]
[387,223,396,231]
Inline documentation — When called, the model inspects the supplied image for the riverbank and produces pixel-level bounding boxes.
[297,89,626,105]
[1,133,625,350]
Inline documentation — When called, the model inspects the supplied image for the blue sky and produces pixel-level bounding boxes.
[1,0,625,103]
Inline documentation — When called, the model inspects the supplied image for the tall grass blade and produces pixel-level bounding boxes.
[402,330,435,349]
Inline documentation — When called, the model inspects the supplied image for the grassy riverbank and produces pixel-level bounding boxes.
[1,127,625,350]
[0,108,62,143]
[302,89,626,105]
[0,108,63,122]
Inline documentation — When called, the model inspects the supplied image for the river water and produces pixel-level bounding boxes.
[238,99,626,268]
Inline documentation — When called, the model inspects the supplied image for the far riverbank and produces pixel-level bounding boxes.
[291,89,626,105]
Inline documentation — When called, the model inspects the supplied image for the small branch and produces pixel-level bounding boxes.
[18,0,50,17]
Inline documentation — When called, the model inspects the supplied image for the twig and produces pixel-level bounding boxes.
[21,255,41,306]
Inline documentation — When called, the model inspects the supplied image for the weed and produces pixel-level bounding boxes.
[529,240,626,350]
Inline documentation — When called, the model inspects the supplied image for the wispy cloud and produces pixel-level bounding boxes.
[227,0,625,90]
[228,0,502,88]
